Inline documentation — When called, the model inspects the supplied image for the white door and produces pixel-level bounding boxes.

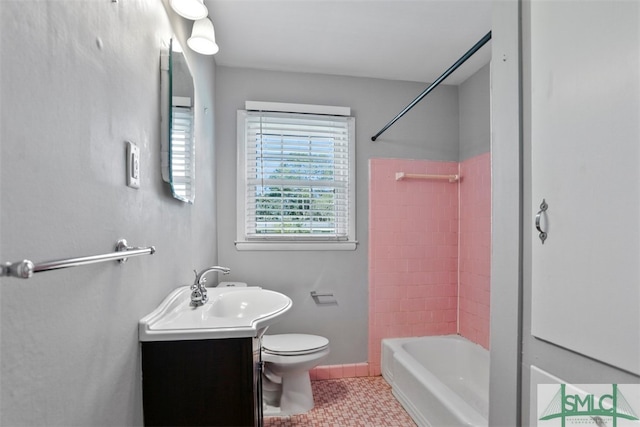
[530,0,640,375]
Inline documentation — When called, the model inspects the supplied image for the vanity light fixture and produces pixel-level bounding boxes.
[187,18,219,55]
[170,0,208,20]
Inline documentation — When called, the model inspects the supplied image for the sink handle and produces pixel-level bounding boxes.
[190,288,208,307]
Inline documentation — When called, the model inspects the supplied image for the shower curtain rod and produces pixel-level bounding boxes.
[371,31,492,142]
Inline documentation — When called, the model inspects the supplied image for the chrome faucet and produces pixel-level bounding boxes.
[190,266,231,307]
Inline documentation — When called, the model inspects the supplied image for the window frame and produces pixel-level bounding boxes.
[236,102,357,251]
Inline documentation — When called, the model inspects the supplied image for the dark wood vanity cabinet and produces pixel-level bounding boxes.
[141,337,263,427]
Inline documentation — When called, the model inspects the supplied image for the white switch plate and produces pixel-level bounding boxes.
[126,141,140,189]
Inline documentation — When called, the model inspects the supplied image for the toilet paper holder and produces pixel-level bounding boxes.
[310,291,334,298]
[310,290,337,305]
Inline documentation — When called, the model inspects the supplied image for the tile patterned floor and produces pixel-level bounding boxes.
[263,376,417,427]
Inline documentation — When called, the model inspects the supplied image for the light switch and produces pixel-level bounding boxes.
[126,141,140,189]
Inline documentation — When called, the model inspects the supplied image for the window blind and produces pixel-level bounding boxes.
[243,111,352,240]
[171,106,195,202]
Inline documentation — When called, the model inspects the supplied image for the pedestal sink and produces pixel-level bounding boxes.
[139,286,292,341]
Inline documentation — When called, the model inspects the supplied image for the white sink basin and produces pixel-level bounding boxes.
[139,286,292,341]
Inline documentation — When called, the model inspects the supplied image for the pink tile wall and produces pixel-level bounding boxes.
[310,155,491,381]
[458,152,491,349]
[368,158,459,376]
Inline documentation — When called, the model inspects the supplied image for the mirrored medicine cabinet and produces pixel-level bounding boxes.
[160,38,196,203]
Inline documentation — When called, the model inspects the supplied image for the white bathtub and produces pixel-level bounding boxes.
[381,335,489,427]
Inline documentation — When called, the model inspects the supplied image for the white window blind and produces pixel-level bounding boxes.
[170,105,195,202]
[238,110,356,247]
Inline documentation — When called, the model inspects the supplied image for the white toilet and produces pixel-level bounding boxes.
[261,333,330,416]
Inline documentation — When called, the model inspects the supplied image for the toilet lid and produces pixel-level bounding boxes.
[262,334,329,356]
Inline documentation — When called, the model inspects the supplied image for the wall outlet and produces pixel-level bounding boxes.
[126,141,140,189]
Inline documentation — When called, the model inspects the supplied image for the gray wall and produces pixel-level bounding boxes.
[215,66,459,364]
[0,1,217,425]
[0,1,491,424]
[459,63,491,160]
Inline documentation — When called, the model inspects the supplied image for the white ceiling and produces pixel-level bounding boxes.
[203,0,493,85]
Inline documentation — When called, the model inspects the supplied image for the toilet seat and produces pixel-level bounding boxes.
[262,334,329,356]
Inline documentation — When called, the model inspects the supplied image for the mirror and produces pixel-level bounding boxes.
[160,38,196,203]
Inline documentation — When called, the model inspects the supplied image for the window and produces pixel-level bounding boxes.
[170,103,195,202]
[236,102,356,251]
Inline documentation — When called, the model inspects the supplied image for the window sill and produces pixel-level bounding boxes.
[235,241,358,251]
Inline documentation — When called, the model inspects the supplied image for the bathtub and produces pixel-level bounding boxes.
[381,335,489,427]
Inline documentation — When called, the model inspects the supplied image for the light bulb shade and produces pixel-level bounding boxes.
[170,0,208,20]
[187,18,219,55]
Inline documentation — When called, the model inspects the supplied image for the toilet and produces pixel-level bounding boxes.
[261,333,330,416]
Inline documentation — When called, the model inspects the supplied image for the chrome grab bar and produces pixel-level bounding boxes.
[1,239,155,279]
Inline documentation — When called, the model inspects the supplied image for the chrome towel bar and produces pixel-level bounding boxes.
[1,239,155,279]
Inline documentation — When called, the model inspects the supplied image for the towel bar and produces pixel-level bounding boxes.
[1,239,155,279]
